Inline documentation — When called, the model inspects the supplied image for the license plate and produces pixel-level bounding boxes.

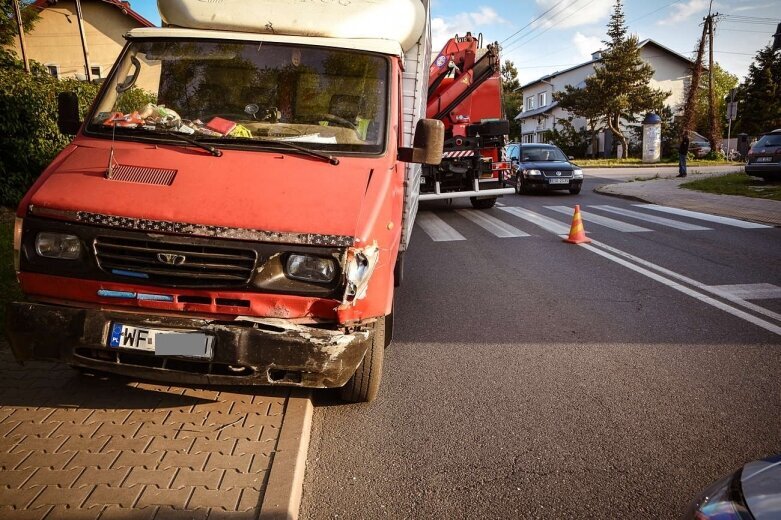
[756,156,773,162]
[108,323,213,359]
[549,178,569,184]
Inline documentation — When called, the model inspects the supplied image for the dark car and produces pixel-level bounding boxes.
[689,130,712,158]
[686,454,781,519]
[505,143,583,194]
[745,129,781,182]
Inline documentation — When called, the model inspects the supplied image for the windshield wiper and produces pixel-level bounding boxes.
[157,130,223,157]
[203,136,339,165]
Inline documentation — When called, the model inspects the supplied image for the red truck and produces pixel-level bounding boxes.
[7,0,442,402]
[420,32,514,209]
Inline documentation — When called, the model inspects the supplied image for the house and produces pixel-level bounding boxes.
[9,0,153,81]
[515,39,693,155]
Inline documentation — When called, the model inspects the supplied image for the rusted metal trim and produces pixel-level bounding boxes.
[28,205,355,247]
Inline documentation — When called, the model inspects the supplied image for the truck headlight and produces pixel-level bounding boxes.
[13,218,23,272]
[35,232,82,260]
[573,169,584,179]
[286,254,336,283]
[525,169,542,177]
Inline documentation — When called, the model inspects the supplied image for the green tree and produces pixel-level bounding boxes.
[501,60,522,140]
[553,0,669,158]
[734,45,781,136]
[694,62,738,137]
[0,0,39,47]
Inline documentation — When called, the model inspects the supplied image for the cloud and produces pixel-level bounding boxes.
[532,0,613,29]
[572,32,603,60]
[657,0,709,25]
[431,7,507,52]
[732,2,774,11]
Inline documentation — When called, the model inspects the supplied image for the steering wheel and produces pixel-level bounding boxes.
[315,113,357,130]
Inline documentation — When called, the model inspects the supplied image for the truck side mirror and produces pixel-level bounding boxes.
[398,119,444,165]
[57,92,81,135]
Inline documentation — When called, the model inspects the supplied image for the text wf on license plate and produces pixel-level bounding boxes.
[108,323,214,359]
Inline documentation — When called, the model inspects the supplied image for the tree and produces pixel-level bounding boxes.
[0,0,39,47]
[553,0,669,158]
[694,62,738,137]
[734,45,781,136]
[501,60,522,140]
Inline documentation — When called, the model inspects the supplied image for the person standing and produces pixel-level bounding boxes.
[677,133,690,178]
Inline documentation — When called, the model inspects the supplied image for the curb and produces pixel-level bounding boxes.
[259,391,313,520]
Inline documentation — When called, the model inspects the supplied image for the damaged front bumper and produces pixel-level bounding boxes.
[5,302,373,388]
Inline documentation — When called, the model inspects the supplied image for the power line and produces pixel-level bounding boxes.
[500,0,569,44]
[627,0,680,23]
[505,0,596,54]
[502,0,587,51]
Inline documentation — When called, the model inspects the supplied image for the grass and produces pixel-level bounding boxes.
[576,157,742,168]
[680,173,781,201]
[0,208,21,339]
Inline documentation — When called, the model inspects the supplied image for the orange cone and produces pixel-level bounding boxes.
[564,205,591,244]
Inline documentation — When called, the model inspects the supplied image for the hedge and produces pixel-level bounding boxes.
[0,53,98,207]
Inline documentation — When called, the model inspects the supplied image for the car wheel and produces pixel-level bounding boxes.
[569,185,581,195]
[339,317,385,403]
[470,197,497,209]
[515,175,526,194]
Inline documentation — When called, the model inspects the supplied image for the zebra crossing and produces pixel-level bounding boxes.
[415,204,772,242]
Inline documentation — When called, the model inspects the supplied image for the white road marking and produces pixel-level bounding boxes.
[634,204,771,229]
[709,284,781,300]
[584,239,781,330]
[495,202,505,207]
[581,241,781,336]
[546,206,651,232]
[499,206,571,235]
[416,212,466,242]
[590,205,712,231]
[455,210,530,238]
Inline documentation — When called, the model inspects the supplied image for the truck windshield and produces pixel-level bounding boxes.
[87,40,389,154]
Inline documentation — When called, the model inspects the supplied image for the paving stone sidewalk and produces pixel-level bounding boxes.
[0,347,289,519]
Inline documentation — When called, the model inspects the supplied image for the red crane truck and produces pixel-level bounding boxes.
[420,32,514,209]
[7,0,442,402]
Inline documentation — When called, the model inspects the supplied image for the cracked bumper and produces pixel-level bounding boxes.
[5,302,373,388]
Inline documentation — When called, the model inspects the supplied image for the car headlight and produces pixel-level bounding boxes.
[286,254,337,283]
[572,169,584,179]
[35,232,82,260]
[525,169,542,177]
[685,470,750,520]
[13,218,23,272]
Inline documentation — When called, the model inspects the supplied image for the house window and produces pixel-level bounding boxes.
[90,66,102,79]
[538,92,547,107]
[46,64,59,79]
[526,96,535,111]
[522,133,534,143]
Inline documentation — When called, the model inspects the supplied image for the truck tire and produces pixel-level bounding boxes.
[339,317,385,403]
[470,197,497,209]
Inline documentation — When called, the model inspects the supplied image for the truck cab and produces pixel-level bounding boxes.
[7,0,440,403]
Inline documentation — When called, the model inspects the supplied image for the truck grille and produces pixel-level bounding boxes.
[94,236,257,287]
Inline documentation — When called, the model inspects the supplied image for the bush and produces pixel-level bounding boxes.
[542,118,590,157]
[0,52,98,207]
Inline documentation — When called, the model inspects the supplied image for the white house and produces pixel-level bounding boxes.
[515,39,693,156]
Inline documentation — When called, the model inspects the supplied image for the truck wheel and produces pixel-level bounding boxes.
[470,197,497,209]
[339,317,385,403]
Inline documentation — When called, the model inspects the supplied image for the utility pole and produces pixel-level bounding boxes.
[706,7,721,154]
[12,0,29,73]
[74,0,92,82]
[680,22,707,140]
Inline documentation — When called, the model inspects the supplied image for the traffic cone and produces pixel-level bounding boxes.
[564,205,591,244]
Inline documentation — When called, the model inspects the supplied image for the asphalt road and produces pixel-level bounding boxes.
[301,176,781,519]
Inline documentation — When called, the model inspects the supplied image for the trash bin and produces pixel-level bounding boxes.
[641,113,662,163]
[737,133,749,158]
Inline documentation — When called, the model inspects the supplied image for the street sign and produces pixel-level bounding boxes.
[727,102,738,121]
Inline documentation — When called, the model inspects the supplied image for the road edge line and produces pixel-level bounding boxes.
[259,391,313,520]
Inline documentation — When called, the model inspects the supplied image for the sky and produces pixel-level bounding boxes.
[129,0,780,85]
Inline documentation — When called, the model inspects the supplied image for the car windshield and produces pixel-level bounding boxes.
[521,146,568,162]
[756,134,781,147]
[87,40,389,154]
